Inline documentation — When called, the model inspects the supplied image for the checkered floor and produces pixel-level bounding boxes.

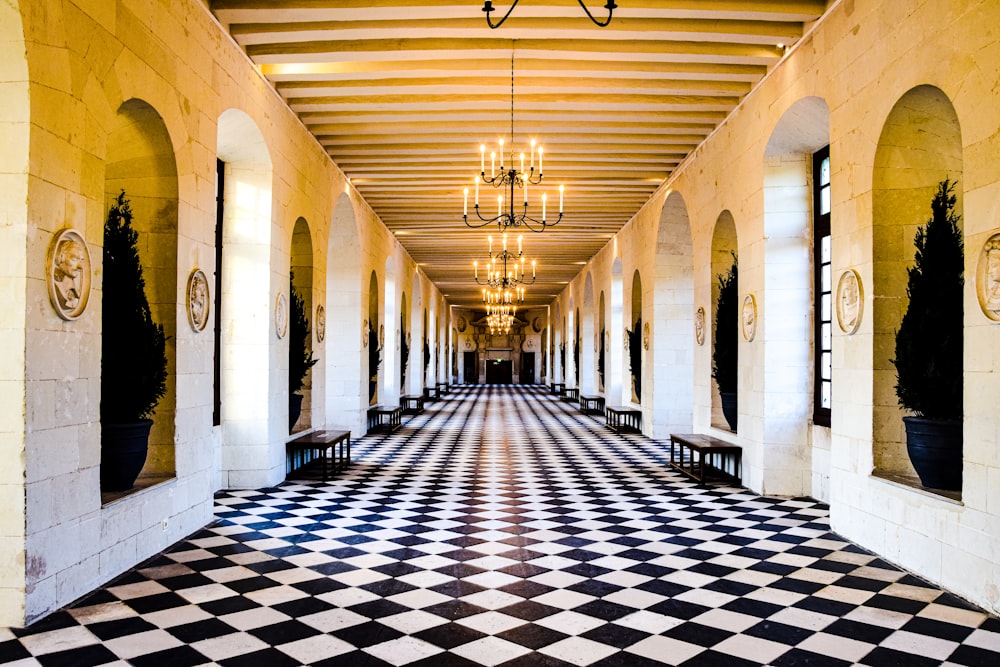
[3,385,999,666]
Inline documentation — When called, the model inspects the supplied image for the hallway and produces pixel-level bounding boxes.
[3,386,998,666]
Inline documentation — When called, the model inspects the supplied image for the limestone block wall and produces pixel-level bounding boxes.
[7,0,441,627]
[557,0,1000,614]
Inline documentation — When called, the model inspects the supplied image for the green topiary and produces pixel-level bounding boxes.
[101,191,168,423]
[627,317,642,401]
[892,179,964,419]
[288,271,318,395]
[400,315,409,388]
[598,326,605,388]
[712,255,738,394]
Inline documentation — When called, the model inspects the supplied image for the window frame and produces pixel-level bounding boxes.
[813,145,832,427]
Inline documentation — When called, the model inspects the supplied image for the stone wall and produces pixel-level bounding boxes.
[557,0,1000,614]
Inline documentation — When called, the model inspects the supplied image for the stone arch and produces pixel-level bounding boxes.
[610,257,625,405]
[652,190,694,438]
[217,108,276,487]
[368,271,380,406]
[581,273,596,394]
[290,217,314,433]
[711,211,738,431]
[761,96,831,496]
[105,98,179,483]
[326,193,364,432]
[873,86,963,481]
[598,291,607,393]
[629,269,642,406]
[383,256,398,406]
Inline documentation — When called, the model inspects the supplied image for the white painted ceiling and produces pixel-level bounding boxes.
[209,0,829,309]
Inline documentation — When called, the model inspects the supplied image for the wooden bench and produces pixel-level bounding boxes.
[669,433,742,484]
[561,387,579,402]
[401,394,424,415]
[436,382,450,395]
[368,406,402,433]
[286,429,351,481]
[579,395,605,415]
[550,382,565,395]
[606,405,642,434]
[423,385,439,402]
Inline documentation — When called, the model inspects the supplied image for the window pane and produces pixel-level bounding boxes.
[820,186,831,215]
[821,263,831,292]
[821,381,831,408]
[821,235,831,263]
[821,352,832,380]
[821,293,831,320]
[820,156,830,185]
[821,322,832,349]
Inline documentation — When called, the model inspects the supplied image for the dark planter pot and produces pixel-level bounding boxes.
[289,392,304,432]
[720,391,738,432]
[101,420,152,492]
[903,416,963,491]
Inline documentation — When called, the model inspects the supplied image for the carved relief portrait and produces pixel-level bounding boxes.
[186,269,209,332]
[316,305,326,342]
[47,228,92,321]
[457,315,467,332]
[836,269,864,334]
[275,292,288,339]
[694,307,706,346]
[977,235,1000,321]
[642,320,651,350]
[741,294,757,342]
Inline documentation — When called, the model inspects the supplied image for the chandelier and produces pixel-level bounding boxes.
[463,53,564,233]
[481,1,617,29]
[474,232,536,291]
[484,288,520,335]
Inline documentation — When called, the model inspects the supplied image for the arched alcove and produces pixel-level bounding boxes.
[368,271,380,406]
[711,212,738,431]
[582,274,595,394]
[652,191,694,437]
[383,257,398,406]
[289,217,313,433]
[762,96,831,496]
[105,98,179,484]
[873,86,963,482]
[629,270,643,405]
[217,108,275,487]
[610,257,624,405]
[598,291,606,392]
[326,192,363,433]
[400,292,409,391]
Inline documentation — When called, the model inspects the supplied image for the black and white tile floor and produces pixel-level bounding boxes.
[3,385,999,666]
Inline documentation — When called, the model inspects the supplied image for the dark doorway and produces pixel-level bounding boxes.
[485,359,512,384]
[463,351,477,383]
[521,352,535,384]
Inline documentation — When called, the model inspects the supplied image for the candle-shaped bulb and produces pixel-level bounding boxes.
[502,232,507,251]
[530,139,536,169]
[498,139,504,168]
[480,144,486,173]
[517,234,523,254]
[475,177,479,206]
[559,184,564,213]
[538,146,543,175]
[491,151,496,175]
[488,235,493,254]
[463,188,469,216]
[532,259,536,277]
[542,193,547,222]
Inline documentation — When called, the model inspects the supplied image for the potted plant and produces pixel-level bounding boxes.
[598,326,605,390]
[100,191,168,492]
[892,179,964,491]
[369,322,380,403]
[288,271,318,432]
[400,316,410,389]
[627,317,642,401]
[712,255,738,431]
